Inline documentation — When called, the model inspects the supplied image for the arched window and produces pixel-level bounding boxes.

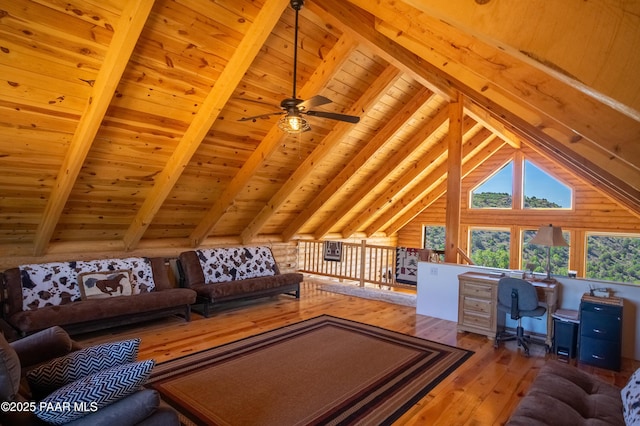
[471,159,572,209]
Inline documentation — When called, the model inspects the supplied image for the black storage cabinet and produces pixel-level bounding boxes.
[578,296,623,371]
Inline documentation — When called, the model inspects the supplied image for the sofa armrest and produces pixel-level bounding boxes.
[2,268,24,317]
[11,326,73,368]
[150,258,173,291]
[178,251,205,288]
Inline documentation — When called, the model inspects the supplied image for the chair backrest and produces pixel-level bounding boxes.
[497,277,540,319]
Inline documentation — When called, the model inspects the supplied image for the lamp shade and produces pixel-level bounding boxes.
[529,224,569,247]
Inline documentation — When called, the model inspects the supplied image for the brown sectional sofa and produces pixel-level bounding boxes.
[507,360,639,425]
[178,246,303,317]
[1,257,197,336]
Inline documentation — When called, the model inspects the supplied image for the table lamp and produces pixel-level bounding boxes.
[529,224,569,280]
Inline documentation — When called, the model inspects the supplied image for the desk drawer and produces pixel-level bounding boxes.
[461,282,492,299]
[463,297,492,314]
[461,310,492,329]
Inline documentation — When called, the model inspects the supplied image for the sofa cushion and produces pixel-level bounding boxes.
[19,261,81,310]
[33,359,155,425]
[27,338,141,399]
[622,368,640,425]
[0,332,21,401]
[192,273,302,302]
[20,257,156,311]
[8,288,196,334]
[196,247,278,283]
[78,270,133,299]
[507,361,624,425]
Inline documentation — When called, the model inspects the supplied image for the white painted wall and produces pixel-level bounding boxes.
[417,262,640,360]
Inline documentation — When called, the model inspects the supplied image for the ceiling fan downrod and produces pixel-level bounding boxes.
[290,0,304,100]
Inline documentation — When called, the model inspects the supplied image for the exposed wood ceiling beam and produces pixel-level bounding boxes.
[465,101,638,195]
[122,0,290,251]
[464,102,521,149]
[315,103,451,240]
[329,0,640,219]
[32,0,156,256]
[241,65,403,244]
[307,0,456,100]
[465,96,640,214]
[384,136,507,236]
[519,143,640,221]
[484,102,640,214]
[189,35,358,246]
[362,117,488,237]
[282,86,435,241]
[364,0,639,169]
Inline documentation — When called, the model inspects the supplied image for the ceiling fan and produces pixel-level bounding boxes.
[238,0,360,133]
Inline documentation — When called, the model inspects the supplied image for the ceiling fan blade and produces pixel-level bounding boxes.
[238,111,284,122]
[297,95,332,111]
[305,110,360,123]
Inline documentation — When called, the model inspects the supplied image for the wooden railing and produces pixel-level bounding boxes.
[298,240,412,288]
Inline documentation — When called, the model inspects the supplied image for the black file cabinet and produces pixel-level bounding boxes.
[578,295,623,371]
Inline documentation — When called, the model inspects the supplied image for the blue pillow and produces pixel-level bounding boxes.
[27,338,140,398]
[33,359,155,425]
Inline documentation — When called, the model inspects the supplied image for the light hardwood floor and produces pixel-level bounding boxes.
[76,280,638,425]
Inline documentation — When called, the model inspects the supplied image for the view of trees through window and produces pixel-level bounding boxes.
[423,226,445,251]
[587,234,640,284]
[469,228,510,269]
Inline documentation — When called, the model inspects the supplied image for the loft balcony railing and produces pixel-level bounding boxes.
[297,240,415,289]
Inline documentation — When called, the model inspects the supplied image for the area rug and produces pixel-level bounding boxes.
[318,283,417,307]
[147,315,473,426]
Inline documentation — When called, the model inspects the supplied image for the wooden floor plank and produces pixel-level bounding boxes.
[75,280,639,425]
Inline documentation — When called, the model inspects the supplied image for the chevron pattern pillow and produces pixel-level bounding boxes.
[27,338,141,399]
[33,359,155,425]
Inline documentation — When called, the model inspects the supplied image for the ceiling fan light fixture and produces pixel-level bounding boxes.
[278,114,309,133]
[238,0,359,128]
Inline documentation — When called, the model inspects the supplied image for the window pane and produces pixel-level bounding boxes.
[471,162,512,208]
[522,229,570,276]
[423,225,445,250]
[470,228,510,268]
[586,234,640,284]
[524,160,572,209]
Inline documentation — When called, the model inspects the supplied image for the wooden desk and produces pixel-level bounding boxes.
[457,272,559,348]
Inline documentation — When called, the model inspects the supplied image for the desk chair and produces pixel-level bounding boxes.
[494,277,546,357]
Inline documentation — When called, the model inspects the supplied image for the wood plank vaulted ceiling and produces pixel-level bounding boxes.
[0,0,639,257]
